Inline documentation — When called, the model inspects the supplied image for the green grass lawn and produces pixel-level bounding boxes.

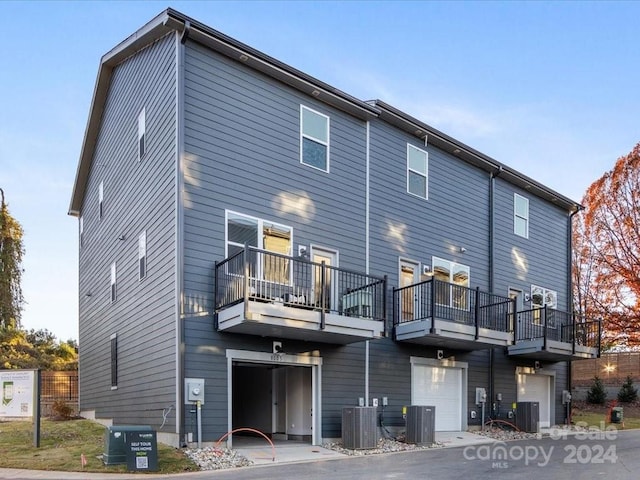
[0,419,199,473]
[572,409,640,430]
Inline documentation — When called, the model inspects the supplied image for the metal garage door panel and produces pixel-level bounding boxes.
[413,365,461,431]
[518,374,550,427]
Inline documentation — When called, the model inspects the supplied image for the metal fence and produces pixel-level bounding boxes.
[40,371,78,416]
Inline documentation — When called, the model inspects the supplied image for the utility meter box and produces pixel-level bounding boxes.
[184,378,205,404]
[103,425,153,465]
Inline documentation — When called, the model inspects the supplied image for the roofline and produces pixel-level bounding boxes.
[69,8,581,216]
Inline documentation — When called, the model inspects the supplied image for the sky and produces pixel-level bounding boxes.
[1,0,638,342]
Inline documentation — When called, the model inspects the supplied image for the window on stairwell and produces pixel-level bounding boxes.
[110,333,118,389]
[138,108,146,161]
[531,284,557,327]
[138,231,147,281]
[407,144,428,199]
[110,262,117,303]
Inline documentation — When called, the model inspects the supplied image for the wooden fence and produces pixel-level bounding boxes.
[572,353,640,386]
[41,371,78,417]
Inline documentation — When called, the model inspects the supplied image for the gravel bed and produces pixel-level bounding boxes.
[185,446,253,470]
[323,436,444,456]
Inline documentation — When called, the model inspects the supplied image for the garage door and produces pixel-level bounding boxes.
[517,373,550,427]
[412,365,462,431]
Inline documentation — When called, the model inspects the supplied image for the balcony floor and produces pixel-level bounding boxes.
[394,318,512,350]
[508,338,599,361]
[217,300,384,345]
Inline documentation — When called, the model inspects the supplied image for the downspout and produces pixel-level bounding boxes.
[365,120,370,407]
[488,166,502,415]
[176,22,189,447]
[567,206,583,397]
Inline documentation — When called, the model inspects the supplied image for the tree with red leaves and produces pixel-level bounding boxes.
[573,143,640,348]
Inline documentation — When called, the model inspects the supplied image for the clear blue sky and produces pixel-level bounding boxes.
[1,1,638,342]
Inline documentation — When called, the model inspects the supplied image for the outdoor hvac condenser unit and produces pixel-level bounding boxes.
[515,402,539,433]
[342,406,378,449]
[406,405,436,445]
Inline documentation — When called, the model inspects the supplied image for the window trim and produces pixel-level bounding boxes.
[110,333,118,390]
[407,144,429,199]
[300,105,330,172]
[225,210,293,257]
[531,284,557,327]
[110,262,117,303]
[138,108,146,161]
[79,216,84,247]
[514,193,529,238]
[138,231,147,281]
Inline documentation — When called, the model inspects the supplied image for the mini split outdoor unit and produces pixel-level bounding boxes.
[515,402,539,433]
[342,406,378,449]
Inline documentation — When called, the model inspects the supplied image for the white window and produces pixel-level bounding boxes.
[79,216,84,247]
[432,257,470,309]
[138,108,146,160]
[514,193,529,238]
[138,231,147,280]
[407,144,428,199]
[226,211,292,283]
[300,105,329,171]
[110,262,117,303]
[531,284,557,326]
[99,181,104,219]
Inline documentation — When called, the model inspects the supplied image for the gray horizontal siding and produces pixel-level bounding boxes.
[78,33,178,429]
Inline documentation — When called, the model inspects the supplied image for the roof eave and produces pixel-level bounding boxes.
[372,100,581,212]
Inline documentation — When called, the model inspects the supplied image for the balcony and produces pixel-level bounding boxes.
[508,307,601,361]
[393,279,513,350]
[214,247,386,344]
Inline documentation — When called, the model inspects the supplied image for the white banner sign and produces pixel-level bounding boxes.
[0,370,35,417]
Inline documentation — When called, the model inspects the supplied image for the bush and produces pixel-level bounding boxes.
[586,376,607,405]
[617,375,638,403]
[51,400,74,420]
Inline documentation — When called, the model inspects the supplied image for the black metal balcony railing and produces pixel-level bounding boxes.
[214,246,387,327]
[514,306,601,352]
[393,278,512,335]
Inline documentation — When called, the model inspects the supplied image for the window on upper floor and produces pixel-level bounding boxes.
[79,216,84,247]
[138,108,146,161]
[110,262,117,303]
[110,333,118,389]
[300,105,329,172]
[432,257,470,309]
[407,144,428,199]
[226,211,292,283]
[514,193,529,238]
[99,181,104,219]
[531,284,557,326]
[138,231,147,281]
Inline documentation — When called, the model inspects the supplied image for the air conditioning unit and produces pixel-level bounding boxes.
[405,405,435,445]
[515,402,539,433]
[342,406,378,449]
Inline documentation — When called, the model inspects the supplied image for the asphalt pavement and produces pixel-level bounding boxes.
[2,428,639,480]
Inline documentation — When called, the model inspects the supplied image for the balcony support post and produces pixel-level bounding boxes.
[213,261,219,331]
[320,261,326,330]
[543,305,548,351]
[512,298,518,345]
[243,244,250,321]
[474,287,480,340]
[430,279,436,334]
[383,275,388,336]
[572,313,576,355]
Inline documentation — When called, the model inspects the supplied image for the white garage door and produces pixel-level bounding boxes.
[517,373,550,427]
[412,365,462,431]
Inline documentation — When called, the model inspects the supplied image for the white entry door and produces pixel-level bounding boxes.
[311,246,338,311]
[412,365,462,431]
[517,373,551,427]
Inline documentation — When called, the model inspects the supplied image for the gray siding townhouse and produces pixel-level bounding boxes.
[68,9,600,447]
